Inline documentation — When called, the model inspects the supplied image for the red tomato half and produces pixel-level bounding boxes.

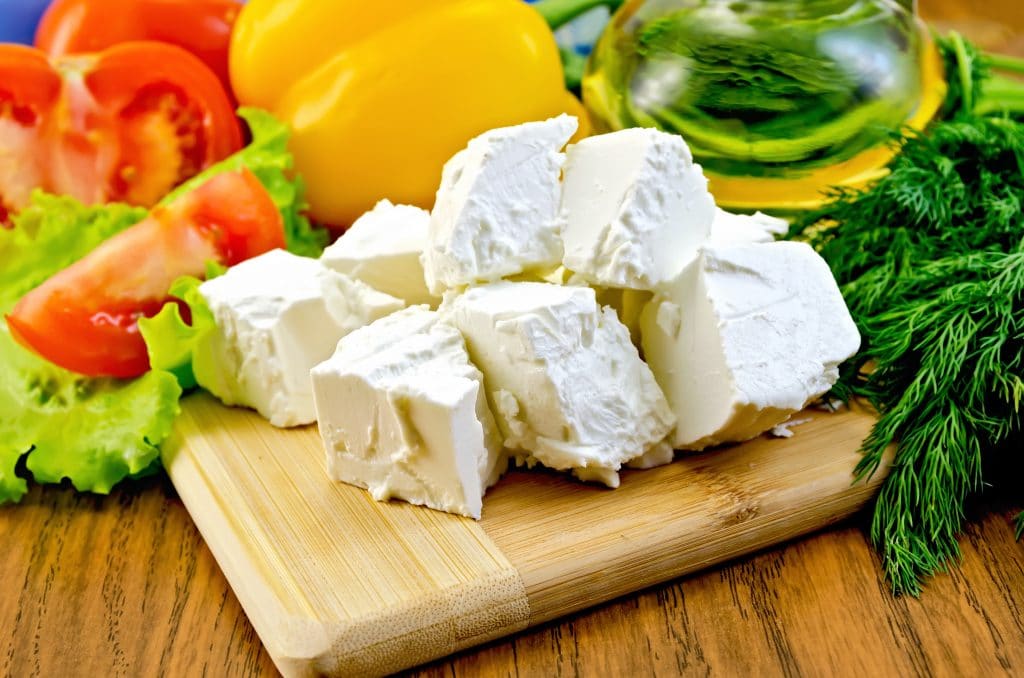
[0,46,61,225]
[0,42,241,225]
[7,168,285,378]
[35,0,242,96]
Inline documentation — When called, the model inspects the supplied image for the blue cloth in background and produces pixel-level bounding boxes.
[0,0,52,44]
[524,0,611,56]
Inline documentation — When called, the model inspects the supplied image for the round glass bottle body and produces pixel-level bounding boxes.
[583,0,945,209]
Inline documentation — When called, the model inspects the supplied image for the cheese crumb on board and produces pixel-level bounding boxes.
[560,127,715,291]
[194,249,404,428]
[320,199,438,307]
[769,417,814,439]
[311,307,505,519]
[422,115,578,294]
[640,241,861,450]
[444,281,676,488]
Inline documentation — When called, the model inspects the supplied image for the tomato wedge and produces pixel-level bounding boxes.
[7,168,285,378]
[0,42,241,225]
[36,0,243,98]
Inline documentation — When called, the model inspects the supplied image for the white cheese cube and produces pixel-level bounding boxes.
[423,115,578,294]
[709,207,788,245]
[319,270,408,336]
[320,199,438,306]
[560,127,715,291]
[311,307,505,519]
[194,250,404,428]
[444,282,676,488]
[640,241,861,450]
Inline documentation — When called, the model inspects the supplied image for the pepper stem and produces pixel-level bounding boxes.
[533,0,623,31]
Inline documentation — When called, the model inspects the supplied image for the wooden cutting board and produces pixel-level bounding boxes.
[164,392,888,677]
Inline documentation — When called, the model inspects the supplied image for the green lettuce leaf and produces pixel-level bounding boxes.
[0,333,181,502]
[138,277,217,391]
[0,195,147,305]
[0,195,181,503]
[1,108,320,502]
[165,107,329,257]
[139,108,332,394]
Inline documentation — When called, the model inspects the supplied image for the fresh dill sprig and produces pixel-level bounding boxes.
[856,250,1024,593]
[787,34,1024,594]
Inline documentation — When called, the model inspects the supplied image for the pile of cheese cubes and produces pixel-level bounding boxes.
[192,115,860,519]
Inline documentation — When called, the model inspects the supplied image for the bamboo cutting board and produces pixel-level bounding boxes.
[164,392,888,677]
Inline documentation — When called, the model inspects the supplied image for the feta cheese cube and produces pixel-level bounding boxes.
[320,199,438,306]
[640,241,861,450]
[560,127,715,291]
[319,270,408,336]
[194,250,404,428]
[423,115,578,294]
[444,282,676,487]
[709,207,788,245]
[626,440,675,470]
[311,307,505,519]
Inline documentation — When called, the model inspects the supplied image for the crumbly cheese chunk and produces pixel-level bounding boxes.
[560,127,714,291]
[444,282,676,487]
[423,115,578,294]
[709,207,788,245]
[311,307,505,519]
[319,270,409,336]
[194,249,404,428]
[320,199,438,306]
[640,241,861,450]
[625,440,675,470]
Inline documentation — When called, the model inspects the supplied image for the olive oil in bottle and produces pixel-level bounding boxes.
[583,0,946,210]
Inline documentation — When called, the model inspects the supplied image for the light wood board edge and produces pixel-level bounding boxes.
[169,396,889,676]
[482,404,889,624]
[165,395,531,677]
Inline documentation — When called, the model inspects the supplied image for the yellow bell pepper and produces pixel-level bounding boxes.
[230,0,588,227]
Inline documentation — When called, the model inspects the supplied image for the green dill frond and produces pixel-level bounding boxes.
[851,251,1024,592]
[936,32,989,119]
[786,34,1024,592]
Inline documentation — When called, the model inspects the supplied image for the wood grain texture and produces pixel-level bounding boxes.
[417,496,1024,678]
[2,1,1022,676]
[161,393,887,675]
[3,478,1022,677]
[0,476,274,678]
[166,395,530,677]
[483,403,886,625]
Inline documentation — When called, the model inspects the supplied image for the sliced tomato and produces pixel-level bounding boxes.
[36,0,242,97]
[7,168,285,378]
[0,45,61,226]
[0,42,241,225]
[84,42,243,206]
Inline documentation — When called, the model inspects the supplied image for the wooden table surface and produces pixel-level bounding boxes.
[3,2,1024,676]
